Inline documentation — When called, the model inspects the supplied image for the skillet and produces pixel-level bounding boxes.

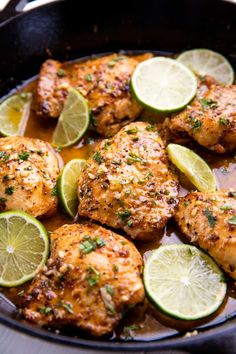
[0,0,236,352]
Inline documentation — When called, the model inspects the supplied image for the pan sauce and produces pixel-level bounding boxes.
[1,67,236,342]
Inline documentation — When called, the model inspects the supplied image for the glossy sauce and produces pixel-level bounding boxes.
[1,66,236,342]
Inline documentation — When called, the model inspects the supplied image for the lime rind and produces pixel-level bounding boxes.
[177,49,234,85]
[52,88,90,148]
[58,159,86,217]
[131,57,197,113]
[167,143,217,192]
[144,244,226,321]
[0,211,49,287]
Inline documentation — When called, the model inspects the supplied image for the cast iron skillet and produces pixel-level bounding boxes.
[0,0,236,352]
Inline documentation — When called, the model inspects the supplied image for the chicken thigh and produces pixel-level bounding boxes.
[0,137,60,217]
[78,122,179,240]
[175,190,236,279]
[21,223,144,336]
[36,53,152,137]
[168,83,236,153]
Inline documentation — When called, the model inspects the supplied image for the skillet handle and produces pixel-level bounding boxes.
[0,0,59,25]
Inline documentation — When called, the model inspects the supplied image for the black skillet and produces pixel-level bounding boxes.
[0,0,236,352]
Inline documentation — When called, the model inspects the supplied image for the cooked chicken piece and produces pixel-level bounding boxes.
[175,190,236,279]
[167,82,236,153]
[36,53,152,137]
[78,122,179,240]
[36,60,70,119]
[21,223,144,336]
[0,137,60,217]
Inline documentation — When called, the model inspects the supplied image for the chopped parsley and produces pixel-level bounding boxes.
[0,197,7,203]
[80,239,96,254]
[93,151,103,164]
[87,266,100,286]
[95,236,106,248]
[5,186,14,195]
[116,210,131,221]
[127,219,133,227]
[219,117,229,126]
[205,207,217,227]
[127,153,143,164]
[107,56,125,68]
[61,302,74,314]
[184,201,190,207]
[200,98,217,112]
[104,141,110,151]
[39,306,52,315]
[105,284,114,296]
[228,216,236,225]
[3,175,9,181]
[220,205,233,211]
[57,68,65,77]
[85,73,94,82]
[125,127,138,134]
[0,152,9,161]
[190,118,202,130]
[51,185,58,196]
[145,124,156,131]
[79,236,106,254]
[18,151,30,161]
[132,137,139,142]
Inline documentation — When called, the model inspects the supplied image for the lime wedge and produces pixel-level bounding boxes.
[52,88,89,148]
[0,211,49,287]
[144,244,226,320]
[0,93,32,137]
[58,158,86,217]
[167,144,217,192]
[177,49,234,85]
[131,57,197,113]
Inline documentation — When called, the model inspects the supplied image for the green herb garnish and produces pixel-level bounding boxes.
[116,210,131,221]
[18,151,30,161]
[57,68,65,77]
[228,216,236,225]
[39,306,52,315]
[0,152,9,161]
[205,207,217,227]
[220,205,233,211]
[51,185,58,196]
[61,302,74,314]
[85,73,94,82]
[93,151,103,164]
[5,186,14,195]
[219,117,229,126]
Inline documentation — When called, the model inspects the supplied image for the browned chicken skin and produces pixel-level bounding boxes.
[78,122,179,240]
[36,53,152,137]
[21,223,144,336]
[0,137,60,217]
[175,190,236,279]
[167,82,236,153]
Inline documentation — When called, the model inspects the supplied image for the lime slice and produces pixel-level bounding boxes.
[58,158,86,217]
[144,244,226,320]
[0,211,49,287]
[167,144,217,192]
[177,49,234,85]
[131,57,197,113]
[52,88,89,148]
[0,93,32,137]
